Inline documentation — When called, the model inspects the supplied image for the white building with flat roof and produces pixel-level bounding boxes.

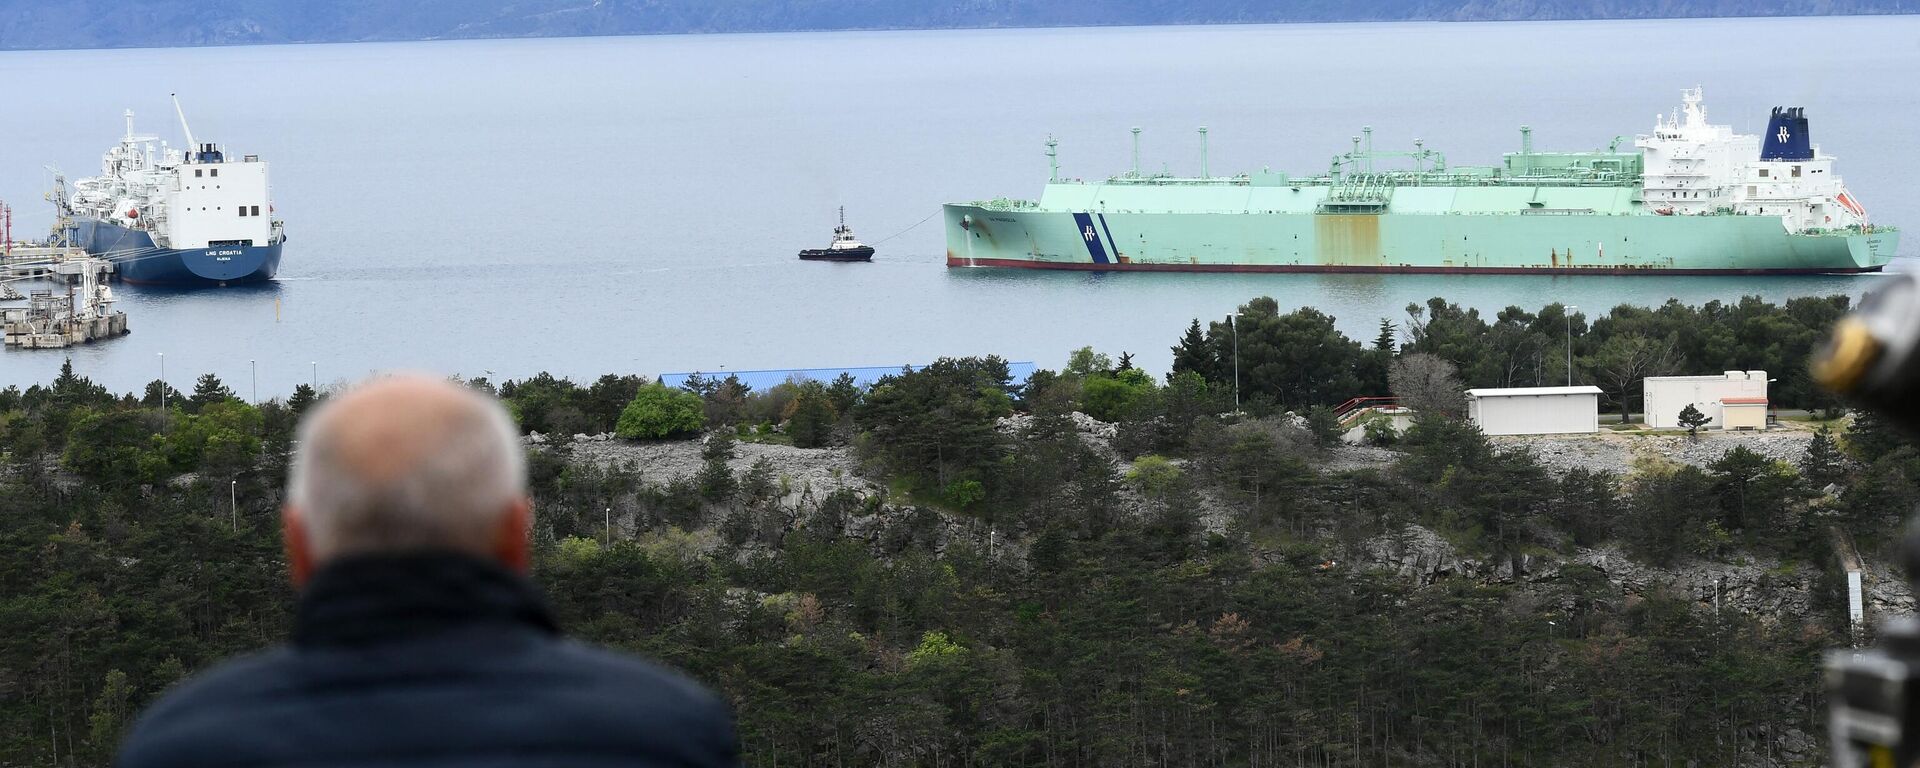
[1643,371,1769,430]
[1465,386,1604,436]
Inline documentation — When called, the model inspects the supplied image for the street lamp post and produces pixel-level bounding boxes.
[604,507,612,546]
[311,361,317,391]
[1228,313,1240,410]
[1564,306,1578,387]
[250,359,257,404]
[157,352,166,410]
[230,480,237,531]
[1768,377,1779,427]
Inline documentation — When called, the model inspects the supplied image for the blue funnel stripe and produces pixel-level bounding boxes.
[1072,212,1110,264]
[1761,106,1813,161]
[1097,213,1120,261]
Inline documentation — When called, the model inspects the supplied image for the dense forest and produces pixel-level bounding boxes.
[1,294,1911,766]
[1,0,1913,51]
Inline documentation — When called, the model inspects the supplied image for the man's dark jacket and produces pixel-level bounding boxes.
[117,553,739,767]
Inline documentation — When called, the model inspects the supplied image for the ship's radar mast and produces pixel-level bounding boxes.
[1198,126,1209,178]
[1046,135,1059,183]
[1130,127,1142,178]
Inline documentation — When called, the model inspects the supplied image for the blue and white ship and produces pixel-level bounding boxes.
[61,99,284,286]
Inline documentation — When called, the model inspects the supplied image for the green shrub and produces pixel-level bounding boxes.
[615,384,704,440]
[1363,418,1399,447]
[943,479,986,509]
[1303,405,1343,445]
[1082,369,1156,423]
[1126,455,1184,499]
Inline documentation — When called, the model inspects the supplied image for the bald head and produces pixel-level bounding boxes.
[288,375,529,570]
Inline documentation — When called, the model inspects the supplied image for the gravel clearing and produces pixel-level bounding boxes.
[1494,429,1815,476]
[550,434,876,500]
[1320,445,1399,473]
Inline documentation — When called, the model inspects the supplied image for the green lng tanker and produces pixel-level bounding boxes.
[945,89,1895,275]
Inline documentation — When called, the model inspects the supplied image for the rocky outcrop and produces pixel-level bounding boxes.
[560,434,878,509]
[547,422,1865,630]
[1576,547,1820,619]
[1496,430,1817,476]
[1361,524,1478,585]
[1357,522,1826,621]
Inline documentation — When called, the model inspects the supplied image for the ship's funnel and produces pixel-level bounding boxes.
[1761,106,1812,161]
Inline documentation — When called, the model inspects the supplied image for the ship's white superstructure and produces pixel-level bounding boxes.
[66,105,278,252]
[58,99,285,285]
[1637,87,1869,233]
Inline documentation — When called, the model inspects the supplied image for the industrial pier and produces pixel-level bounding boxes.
[2,287,128,348]
[1,200,128,348]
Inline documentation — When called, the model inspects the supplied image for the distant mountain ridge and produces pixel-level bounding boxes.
[0,0,1913,50]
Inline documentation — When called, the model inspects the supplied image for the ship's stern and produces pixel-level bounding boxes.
[1853,229,1900,272]
[179,241,283,284]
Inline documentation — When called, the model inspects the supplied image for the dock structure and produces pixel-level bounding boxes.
[1,268,128,349]
[1,245,111,283]
[1,196,132,346]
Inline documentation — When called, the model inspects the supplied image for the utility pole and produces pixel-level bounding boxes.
[1564,306,1578,386]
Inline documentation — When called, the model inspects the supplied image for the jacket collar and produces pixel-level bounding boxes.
[293,552,560,648]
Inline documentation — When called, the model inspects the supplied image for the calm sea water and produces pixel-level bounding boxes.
[2,17,1917,396]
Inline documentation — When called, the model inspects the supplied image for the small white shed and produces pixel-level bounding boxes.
[1465,386,1604,436]
[1643,371,1769,429]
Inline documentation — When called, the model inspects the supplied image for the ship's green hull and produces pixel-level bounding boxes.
[945,205,1894,274]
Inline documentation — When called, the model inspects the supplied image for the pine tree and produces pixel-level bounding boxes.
[826,372,861,416]
[1116,351,1134,371]
[1677,403,1710,438]
[1374,318,1398,353]
[141,380,183,409]
[287,384,319,416]
[51,358,109,407]
[785,385,837,448]
[702,428,737,462]
[189,373,235,411]
[698,431,738,502]
[1802,425,1847,490]
[53,358,81,392]
[1846,408,1909,462]
[1170,319,1215,381]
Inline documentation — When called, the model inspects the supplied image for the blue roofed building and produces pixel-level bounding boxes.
[658,362,1038,392]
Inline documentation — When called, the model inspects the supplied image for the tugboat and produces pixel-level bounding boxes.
[799,207,874,262]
